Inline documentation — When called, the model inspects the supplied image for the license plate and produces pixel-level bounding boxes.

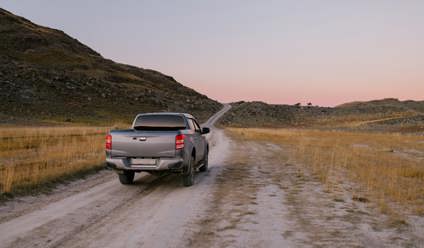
[131,158,157,165]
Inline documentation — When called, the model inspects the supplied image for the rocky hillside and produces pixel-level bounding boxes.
[0,8,221,124]
[220,99,424,132]
[219,101,332,127]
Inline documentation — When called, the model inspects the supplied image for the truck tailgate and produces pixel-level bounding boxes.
[111,130,177,158]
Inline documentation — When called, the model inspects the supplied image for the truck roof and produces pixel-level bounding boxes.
[136,112,195,119]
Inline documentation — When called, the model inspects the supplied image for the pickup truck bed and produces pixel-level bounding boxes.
[110,130,179,158]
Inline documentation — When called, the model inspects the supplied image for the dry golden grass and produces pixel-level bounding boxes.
[228,128,424,216]
[313,111,418,128]
[0,126,111,194]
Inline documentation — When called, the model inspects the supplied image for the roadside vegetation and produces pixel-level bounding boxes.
[0,126,111,198]
[228,128,424,217]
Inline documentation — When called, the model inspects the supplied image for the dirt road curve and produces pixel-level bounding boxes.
[0,104,421,248]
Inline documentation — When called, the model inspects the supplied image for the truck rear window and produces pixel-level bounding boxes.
[133,115,186,131]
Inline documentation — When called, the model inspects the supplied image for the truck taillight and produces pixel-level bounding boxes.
[106,134,112,150]
[175,134,185,150]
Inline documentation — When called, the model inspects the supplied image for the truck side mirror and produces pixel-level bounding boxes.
[201,127,210,134]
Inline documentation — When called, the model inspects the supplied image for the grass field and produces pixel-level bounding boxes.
[0,126,110,196]
[228,128,424,217]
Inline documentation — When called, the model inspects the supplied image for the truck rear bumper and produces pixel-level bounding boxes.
[106,157,184,171]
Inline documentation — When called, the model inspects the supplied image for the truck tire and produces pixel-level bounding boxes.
[199,149,208,172]
[182,156,195,187]
[118,170,135,185]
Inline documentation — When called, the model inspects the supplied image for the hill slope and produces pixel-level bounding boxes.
[220,99,424,132]
[219,101,331,127]
[0,8,221,124]
[336,98,424,113]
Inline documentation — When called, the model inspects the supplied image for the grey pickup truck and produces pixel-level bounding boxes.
[105,113,210,186]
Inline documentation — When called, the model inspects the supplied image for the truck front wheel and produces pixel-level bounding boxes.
[199,149,208,172]
[182,156,195,187]
[118,170,135,185]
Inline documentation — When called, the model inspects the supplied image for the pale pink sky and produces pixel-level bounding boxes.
[3,1,424,106]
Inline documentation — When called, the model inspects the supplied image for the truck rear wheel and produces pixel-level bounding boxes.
[118,170,135,185]
[182,156,195,187]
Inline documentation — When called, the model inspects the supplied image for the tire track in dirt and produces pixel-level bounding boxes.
[187,136,421,247]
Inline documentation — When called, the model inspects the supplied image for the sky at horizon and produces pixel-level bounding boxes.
[2,1,423,106]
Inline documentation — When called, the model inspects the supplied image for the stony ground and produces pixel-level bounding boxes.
[186,136,423,248]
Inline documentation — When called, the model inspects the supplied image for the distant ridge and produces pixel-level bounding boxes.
[336,98,424,113]
[219,99,424,132]
[0,8,222,124]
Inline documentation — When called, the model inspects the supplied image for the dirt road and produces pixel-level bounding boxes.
[0,104,421,248]
[0,105,232,248]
